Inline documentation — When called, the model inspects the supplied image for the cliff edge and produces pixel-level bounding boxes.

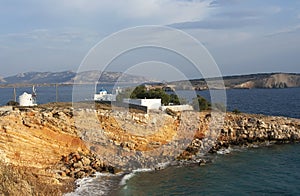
[0,104,299,195]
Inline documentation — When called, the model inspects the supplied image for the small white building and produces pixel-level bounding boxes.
[94,89,116,101]
[19,92,37,106]
[123,98,161,110]
[160,104,193,112]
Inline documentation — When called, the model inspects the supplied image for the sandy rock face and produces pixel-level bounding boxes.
[0,107,88,168]
[0,104,299,195]
[0,106,89,195]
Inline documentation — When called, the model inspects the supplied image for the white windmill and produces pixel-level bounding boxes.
[19,86,37,106]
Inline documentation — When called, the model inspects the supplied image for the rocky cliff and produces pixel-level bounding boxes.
[0,105,88,195]
[180,112,300,159]
[233,73,300,89]
[170,73,300,90]
[0,104,299,195]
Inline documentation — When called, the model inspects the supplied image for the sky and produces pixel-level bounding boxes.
[0,0,300,80]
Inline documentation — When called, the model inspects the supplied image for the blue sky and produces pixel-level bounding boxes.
[0,0,299,79]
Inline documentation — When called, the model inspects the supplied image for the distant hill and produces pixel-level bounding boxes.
[0,71,153,85]
[223,73,300,89]
[73,71,151,84]
[0,76,6,83]
[1,71,299,89]
[2,71,76,84]
[168,73,300,90]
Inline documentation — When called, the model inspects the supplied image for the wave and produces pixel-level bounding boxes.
[119,161,171,186]
[216,147,232,155]
[65,162,170,195]
[119,168,154,186]
[64,172,123,196]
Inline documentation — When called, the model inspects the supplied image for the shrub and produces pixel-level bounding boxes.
[192,95,211,111]
[117,85,182,106]
[6,101,19,106]
[232,108,241,114]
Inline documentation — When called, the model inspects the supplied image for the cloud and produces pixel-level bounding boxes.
[51,0,216,25]
[1,0,300,77]
[0,28,101,51]
[169,17,259,29]
[168,3,286,30]
[265,24,300,37]
[209,0,242,7]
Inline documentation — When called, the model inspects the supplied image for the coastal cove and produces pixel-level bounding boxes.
[68,87,300,195]
[2,0,300,195]
[0,87,299,195]
[115,143,300,195]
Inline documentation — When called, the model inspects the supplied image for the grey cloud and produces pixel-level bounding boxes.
[265,24,300,37]
[215,11,259,19]
[169,17,259,29]
[1,29,100,43]
[209,0,241,7]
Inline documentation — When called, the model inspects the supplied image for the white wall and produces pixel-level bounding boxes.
[160,104,193,112]
[94,94,116,101]
[123,98,161,110]
[140,99,161,110]
[19,92,36,106]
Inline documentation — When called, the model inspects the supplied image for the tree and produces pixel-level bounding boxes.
[130,85,148,99]
[192,95,211,111]
[116,85,183,106]
[116,87,133,102]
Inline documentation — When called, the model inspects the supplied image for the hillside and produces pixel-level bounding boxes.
[223,73,300,89]
[0,77,5,83]
[0,71,152,85]
[171,73,300,90]
[1,72,299,89]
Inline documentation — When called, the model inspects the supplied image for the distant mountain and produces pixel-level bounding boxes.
[168,73,300,90]
[73,71,151,84]
[3,71,76,84]
[0,71,153,85]
[0,76,6,83]
[227,73,300,89]
[2,71,299,89]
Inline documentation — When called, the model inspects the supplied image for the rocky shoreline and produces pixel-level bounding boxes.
[0,103,299,195]
[180,112,300,161]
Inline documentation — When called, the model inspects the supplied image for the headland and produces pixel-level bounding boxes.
[0,102,299,195]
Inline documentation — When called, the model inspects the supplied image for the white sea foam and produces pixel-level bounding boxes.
[119,168,153,186]
[66,162,171,195]
[119,172,136,186]
[155,161,170,170]
[216,148,231,155]
[64,172,122,196]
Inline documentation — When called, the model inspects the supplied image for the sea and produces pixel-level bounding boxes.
[0,86,299,195]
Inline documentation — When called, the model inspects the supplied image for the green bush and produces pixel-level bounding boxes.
[232,108,241,114]
[192,95,211,111]
[117,85,184,106]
